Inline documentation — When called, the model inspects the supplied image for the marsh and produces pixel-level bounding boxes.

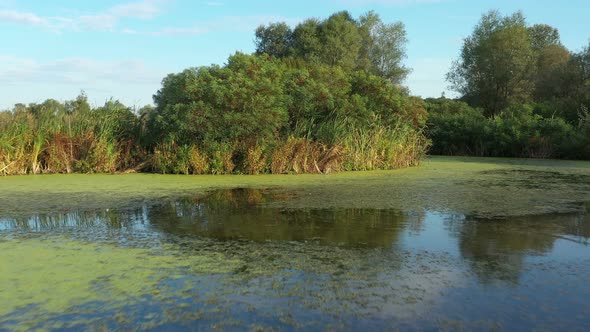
[1,157,589,331]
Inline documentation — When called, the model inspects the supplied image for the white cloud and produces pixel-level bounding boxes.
[0,55,166,109]
[0,55,164,86]
[78,14,119,31]
[1,2,300,37]
[335,0,444,6]
[110,1,162,19]
[0,9,48,27]
[121,27,139,34]
[153,15,300,36]
[0,0,164,32]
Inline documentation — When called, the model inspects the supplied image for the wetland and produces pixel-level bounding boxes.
[1,156,590,331]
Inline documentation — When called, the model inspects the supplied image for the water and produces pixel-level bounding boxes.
[1,188,589,331]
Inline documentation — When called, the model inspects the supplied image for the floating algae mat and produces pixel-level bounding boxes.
[1,157,590,330]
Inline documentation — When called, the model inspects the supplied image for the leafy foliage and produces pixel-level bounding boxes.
[148,52,428,174]
[255,11,410,84]
[447,11,533,116]
[426,98,588,159]
[437,10,590,159]
[0,93,142,175]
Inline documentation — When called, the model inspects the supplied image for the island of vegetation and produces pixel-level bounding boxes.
[0,10,588,176]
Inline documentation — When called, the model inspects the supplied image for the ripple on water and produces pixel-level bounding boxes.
[1,188,589,331]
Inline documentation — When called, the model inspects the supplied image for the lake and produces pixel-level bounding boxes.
[1,157,589,331]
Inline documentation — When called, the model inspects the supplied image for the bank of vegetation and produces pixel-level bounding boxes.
[0,11,428,175]
[427,10,590,159]
[1,10,589,175]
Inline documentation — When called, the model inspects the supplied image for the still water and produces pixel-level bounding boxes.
[1,188,589,331]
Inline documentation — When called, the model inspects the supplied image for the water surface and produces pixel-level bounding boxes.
[0,158,590,331]
[1,187,589,331]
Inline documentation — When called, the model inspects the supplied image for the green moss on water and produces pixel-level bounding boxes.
[1,156,590,218]
[0,238,242,331]
[0,234,447,331]
[2,156,590,330]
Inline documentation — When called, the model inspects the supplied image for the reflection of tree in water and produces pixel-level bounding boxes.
[148,188,411,248]
[0,188,423,249]
[0,209,143,231]
[564,203,590,243]
[459,212,590,284]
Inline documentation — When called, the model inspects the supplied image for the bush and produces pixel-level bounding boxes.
[426,98,585,159]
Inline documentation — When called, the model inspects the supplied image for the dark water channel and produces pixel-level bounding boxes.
[1,188,590,331]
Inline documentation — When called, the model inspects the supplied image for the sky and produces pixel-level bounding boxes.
[0,0,589,110]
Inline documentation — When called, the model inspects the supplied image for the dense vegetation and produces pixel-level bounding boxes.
[0,11,428,175]
[1,10,589,176]
[0,95,143,175]
[428,10,590,159]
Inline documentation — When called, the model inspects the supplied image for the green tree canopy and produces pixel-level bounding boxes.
[528,24,561,52]
[151,53,288,148]
[255,11,409,84]
[447,10,534,117]
[254,22,293,58]
[359,11,409,84]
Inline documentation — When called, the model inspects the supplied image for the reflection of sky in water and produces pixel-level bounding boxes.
[1,189,590,330]
[542,238,590,260]
[399,212,462,254]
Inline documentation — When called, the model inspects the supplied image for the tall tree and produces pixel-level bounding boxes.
[532,44,571,101]
[359,11,409,84]
[291,18,323,63]
[447,11,534,116]
[318,11,362,70]
[526,24,570,101]
[255,12,410,84]
[562,42,590,121]
[254,22,293,58]
[528,24,561,52]
[575,42,590,81]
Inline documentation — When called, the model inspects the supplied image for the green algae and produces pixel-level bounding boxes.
[1,156,590,330]
[0,237,242,331]
[1,214,589,330]
[2,156,589,218]
[0,233,460,331]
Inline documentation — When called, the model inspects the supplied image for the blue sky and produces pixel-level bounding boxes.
[0,0,588,110]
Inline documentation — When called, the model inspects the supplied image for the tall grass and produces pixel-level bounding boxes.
[1,90,429,176]
[336,122,427,171]
[0,99,141,175]
[268,137,341,174]
[0,108,427,176]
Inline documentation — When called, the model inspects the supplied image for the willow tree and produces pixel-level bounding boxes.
[447,11,534,117]
[359,11,409,84]
[254,22,292,58]
[255,11,409,84]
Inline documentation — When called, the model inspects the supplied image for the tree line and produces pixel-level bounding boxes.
[429,10,590,159]
[0,12,427,175]
[1,10,588,175]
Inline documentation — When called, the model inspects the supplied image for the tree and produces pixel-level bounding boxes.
[318,11,362,70]
[291,18,323,63]
[359,11,409,84]
[257,11,410,84]
[524,24,570,101]
[255,22,293,58]
[447,11,534,116]
[528,24,560,52]
[151,53,288,148]
[561,42,590,122]
[575,42,590,81]
[65,91,91,115]
[532,44,571,101]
